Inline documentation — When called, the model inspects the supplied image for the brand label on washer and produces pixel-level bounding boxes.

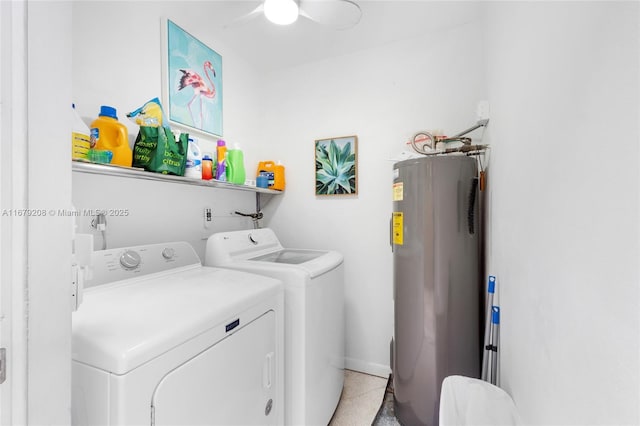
[225,318,240,332]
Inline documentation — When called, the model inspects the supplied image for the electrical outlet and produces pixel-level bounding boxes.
[476,100,490,121]
[204,207,212,229]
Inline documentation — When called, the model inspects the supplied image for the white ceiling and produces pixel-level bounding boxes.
[180,1,482,72]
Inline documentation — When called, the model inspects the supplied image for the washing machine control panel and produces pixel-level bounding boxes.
[206,228,284,263]
[88,242,201,288]
[119,250,142,270]
[162,247,175,260]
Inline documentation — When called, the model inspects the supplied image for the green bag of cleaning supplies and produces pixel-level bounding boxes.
[132,126,188,176]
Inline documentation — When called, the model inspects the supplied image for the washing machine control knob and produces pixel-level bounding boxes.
[120,250,141,270]
[162,247,175,260]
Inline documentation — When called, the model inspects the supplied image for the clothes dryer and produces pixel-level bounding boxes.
[205,228,345,426]
[72,242,284,426]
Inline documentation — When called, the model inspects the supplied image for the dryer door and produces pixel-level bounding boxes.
[151,311,277,425]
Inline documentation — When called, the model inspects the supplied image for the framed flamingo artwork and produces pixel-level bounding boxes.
[162,19,223,138]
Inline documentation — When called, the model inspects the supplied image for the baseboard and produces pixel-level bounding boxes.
[345,357,391,378]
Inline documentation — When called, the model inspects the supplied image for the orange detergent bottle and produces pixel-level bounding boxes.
[257,161,285,191]
[90,106,132,167]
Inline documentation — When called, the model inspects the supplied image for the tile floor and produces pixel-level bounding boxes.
[328,369,388,426]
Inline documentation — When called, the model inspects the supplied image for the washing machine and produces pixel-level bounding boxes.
[71,241,284,426]
[205,228,345,426]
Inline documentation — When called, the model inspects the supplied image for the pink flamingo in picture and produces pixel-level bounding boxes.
[177,60,217,127]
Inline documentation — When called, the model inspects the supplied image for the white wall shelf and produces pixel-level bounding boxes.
[72,161,283,195]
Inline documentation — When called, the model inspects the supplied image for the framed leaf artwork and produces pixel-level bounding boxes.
[315,135,358,196]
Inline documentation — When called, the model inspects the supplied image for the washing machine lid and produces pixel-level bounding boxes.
[246,249,343,278]
[72,266,282,375]
[249,249,325,264]
[206,228,344,277]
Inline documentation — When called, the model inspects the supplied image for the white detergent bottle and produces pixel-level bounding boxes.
[184,137,202,179]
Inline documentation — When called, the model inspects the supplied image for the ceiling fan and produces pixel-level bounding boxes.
[229,0,362,30]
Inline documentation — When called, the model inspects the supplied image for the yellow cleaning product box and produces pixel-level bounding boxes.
[72,103,91,160]
[257,161,285,191]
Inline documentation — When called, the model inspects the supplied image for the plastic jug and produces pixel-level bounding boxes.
[226,145,246,185]
[215,139,227,181]
[202,154,213,180]
[90,106,132,167]
[257,161,285,191]
[184,137,202,179]
[72,103,91,160]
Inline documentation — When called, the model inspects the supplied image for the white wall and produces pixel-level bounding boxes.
[72,1,269,259]
[485,2,639,424]
[260,18,487,375]
[73,172,267,259]
[27,1,73,424]
[0,4,29,423]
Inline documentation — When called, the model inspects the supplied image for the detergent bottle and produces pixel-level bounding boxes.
[90,106,132,167]
[257,160,286,191]
[184,137,202,179]
[202,154,213,180]
[72,103,91,160]
[215,139,227,181]
[226,144,246,185]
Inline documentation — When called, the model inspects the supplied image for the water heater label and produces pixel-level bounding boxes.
[393,182,403,201]
[392,212,403,245]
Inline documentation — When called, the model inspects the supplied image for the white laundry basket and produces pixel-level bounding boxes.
[439,375,522,426]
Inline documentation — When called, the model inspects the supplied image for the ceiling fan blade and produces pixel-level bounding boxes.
[299,0,362,30]
[224,3,264,29]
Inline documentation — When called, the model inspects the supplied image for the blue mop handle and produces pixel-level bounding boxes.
[492,305,500,325]
[481,276,496,381]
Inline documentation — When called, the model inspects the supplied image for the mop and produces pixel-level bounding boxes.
[481,276,496,381]
[489,306,500,385]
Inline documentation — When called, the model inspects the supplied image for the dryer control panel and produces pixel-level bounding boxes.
[88,242,201,288]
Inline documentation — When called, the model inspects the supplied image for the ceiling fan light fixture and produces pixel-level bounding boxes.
[264,0,299,25]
